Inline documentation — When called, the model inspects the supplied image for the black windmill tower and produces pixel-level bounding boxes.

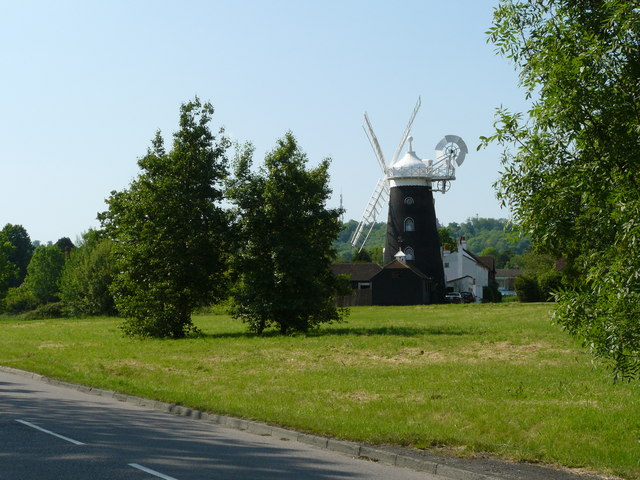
[351,97,468,302]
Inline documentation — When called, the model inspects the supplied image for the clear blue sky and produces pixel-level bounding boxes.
[0,0,528,243]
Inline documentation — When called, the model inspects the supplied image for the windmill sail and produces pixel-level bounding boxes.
[390,96,421,166]
[350,177,389,252]
[363,113,388,174]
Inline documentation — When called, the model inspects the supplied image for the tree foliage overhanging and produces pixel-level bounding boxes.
[484,0,640,379]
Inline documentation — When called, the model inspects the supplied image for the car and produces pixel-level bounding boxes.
[460,291,475,303]
[445,292,463,303]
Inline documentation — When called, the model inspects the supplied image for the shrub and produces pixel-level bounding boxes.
[3,285,39,314]
[59,237,116,317]
[538,271,563,302]
[23,302,65,320]
[515,275,540,302]
[483,283,503,303]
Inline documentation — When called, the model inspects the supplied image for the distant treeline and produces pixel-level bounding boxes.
[334,217,530,267]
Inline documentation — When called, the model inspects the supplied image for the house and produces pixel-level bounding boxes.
[370,259,433,306]
[330,263,382,306]
[495,268,522,294]
[442,237,495,301]
[330,259,434,306]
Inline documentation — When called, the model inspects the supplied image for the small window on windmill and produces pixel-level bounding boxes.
[404,217,415,232]
[404,196,414,206]
[405,247,414,260]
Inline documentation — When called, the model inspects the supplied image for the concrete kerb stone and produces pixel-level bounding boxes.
[246,421,273,436]
[395,454,439,475]
[270,426,298,442]
[0,365,509,480]
[359,446,398,466]
[297,432,329,449]
[436,464,499,480]
[327,438,361,457]
[222,416,250,431]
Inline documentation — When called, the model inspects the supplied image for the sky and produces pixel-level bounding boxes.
[0,0,530,244]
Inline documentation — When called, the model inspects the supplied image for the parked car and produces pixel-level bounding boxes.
[445,292,463,303]
[460,291,475,303]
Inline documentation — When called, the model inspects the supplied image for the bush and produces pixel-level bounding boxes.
[59,237,116,317]
[23,302,65,320]
[538,271,563,302]
[3,285,39,314]
[483,283,503,303]
[515,275,541,302]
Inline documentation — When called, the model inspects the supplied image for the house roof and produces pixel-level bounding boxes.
[477,255,495,271]
[375,260,430,280]
[462,249,494,272]
[330,263,382,281]
[495,268,523,278]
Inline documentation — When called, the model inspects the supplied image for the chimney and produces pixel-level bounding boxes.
[458,237,465,279]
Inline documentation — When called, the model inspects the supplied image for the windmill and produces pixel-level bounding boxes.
[350,97,467,301]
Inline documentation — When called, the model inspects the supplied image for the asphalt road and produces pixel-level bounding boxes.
[0,370,441,480]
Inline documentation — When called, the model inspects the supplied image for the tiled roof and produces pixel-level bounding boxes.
[330,263,382,281]
[477,255,495,271]
[377,260,430,279]
[495,268,523,278]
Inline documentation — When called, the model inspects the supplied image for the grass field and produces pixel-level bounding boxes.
[1,303,638,479]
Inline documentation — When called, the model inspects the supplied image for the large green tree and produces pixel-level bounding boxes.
[227,133,346,334]
[485,1,640,379]
[99,98,230,338]
[1,224,34,287]
[0,232,17,302]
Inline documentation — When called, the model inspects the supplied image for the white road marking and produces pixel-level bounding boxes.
[15,419,85,445]
[128,463,179,480]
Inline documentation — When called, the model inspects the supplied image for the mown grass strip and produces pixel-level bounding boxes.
[1,303,638,479]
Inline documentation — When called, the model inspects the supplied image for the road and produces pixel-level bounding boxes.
[0,369,441,480]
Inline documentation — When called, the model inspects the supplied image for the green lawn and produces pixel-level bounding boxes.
[1,304,638,478]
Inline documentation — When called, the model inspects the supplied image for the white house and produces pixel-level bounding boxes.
[442,237,494,301]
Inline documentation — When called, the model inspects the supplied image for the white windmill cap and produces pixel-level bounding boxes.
[389,141,426,178]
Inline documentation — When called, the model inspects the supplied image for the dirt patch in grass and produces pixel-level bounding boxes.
[459,341,570,363]
[37,342,66,349]
[324,389,382,403]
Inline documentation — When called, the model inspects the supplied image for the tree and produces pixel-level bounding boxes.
[367,245,384,264]
[99,98,230,338]
[59,230,116,317]
[514,275,540,303]
[0,232,17,302]
[55,237,75,258]
[352,249,372,263]
[485,1,640,379]
[23,245,65,304]
[333,221,386,262]
[1,224,34,287]
[227,133,347,334]
[438,227,457,252]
